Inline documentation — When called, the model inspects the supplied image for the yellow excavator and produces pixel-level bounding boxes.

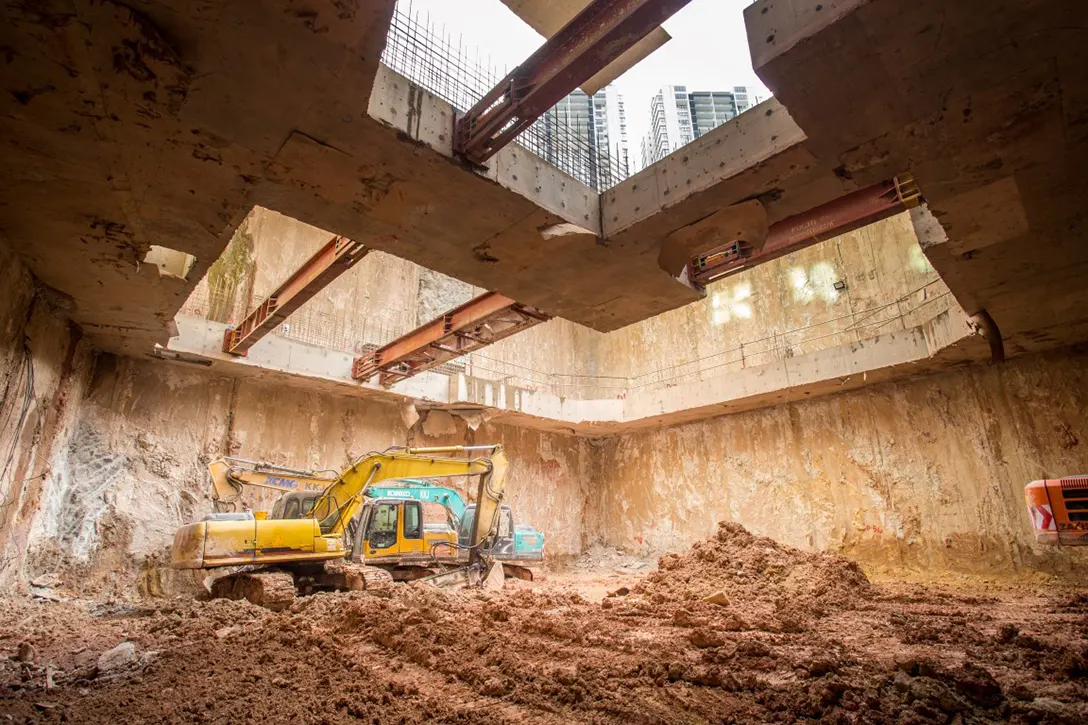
[171,445,510,608]
[201,452,544,581]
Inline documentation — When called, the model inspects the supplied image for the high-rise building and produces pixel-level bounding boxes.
[601,85,630,184]
[640,85,762,169]
[640,85,694,170]
[526,85,630,189]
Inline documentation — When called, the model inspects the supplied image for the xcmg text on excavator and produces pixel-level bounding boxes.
[172,445,540,608]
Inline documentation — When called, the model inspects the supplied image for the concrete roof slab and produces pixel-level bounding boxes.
[0,0,396,354]
[749,0,1088,355]
[2,0,869,354]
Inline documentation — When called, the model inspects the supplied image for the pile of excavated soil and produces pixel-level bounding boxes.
[633,521,873,632]
[2,524,1086,724]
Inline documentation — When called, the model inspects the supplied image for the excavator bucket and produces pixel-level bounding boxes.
[468,450,509,564]
[419,563,485,589]
[417,559,508,590]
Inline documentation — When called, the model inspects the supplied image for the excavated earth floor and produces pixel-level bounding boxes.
[1,524,1086,724]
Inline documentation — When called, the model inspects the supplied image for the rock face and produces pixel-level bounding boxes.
[96,642,136,673]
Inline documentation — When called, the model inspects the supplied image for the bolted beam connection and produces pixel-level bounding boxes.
[352,292,551,388]
[687,175,923,289]
[455,0,693,165]
[222,236,369,356]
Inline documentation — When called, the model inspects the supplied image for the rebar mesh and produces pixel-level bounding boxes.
[382,1,630,191]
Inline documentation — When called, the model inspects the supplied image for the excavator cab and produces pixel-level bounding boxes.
[357,500,422,555]
[267,489,457,576]
[458,504,545,562]
[354,498,457,575]
[364,501,401,550]
[270,491,319,520]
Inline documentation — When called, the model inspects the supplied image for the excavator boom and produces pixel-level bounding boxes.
[208,457,336,509]
[309,447,500,537]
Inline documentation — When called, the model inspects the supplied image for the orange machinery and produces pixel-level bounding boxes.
[1025,476,1088,545]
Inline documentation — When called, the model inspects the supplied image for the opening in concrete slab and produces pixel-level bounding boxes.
[381,1,633,190]
[390,0,772,183]
[143,246,196,281]
[178,206,483,366]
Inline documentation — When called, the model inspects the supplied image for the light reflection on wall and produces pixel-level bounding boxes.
[711,281,753,326]
[909,244,934,273]
[788,261,840,304]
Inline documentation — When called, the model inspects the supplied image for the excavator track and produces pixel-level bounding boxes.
[210,570,296,611]
[321,560,394,592]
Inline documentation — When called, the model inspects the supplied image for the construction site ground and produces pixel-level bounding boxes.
[2,524,1085,724]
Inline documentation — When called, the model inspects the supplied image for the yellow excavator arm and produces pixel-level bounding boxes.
[308,447,500,537]
[207,457,336,510]
[172,446,508,570]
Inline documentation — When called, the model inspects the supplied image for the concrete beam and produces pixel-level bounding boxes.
[746,0,1088,356]
[499,0,672,96]
[169,299,986,435]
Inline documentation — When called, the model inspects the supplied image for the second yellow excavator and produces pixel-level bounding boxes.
[206,456,336,513]
[172,445,512,609]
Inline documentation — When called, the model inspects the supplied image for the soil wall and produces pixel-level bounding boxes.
[0,239,93,591]
[587,348,1088,577]
[18,357,592,596]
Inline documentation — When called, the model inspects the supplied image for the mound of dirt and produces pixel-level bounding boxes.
[634,521,872,631]
[2,525,1085,724]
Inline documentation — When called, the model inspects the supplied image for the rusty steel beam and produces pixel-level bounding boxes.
[222,236,369,356]
[352,292,550,387]
[687,175,922,289]
[455,0,693,165]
